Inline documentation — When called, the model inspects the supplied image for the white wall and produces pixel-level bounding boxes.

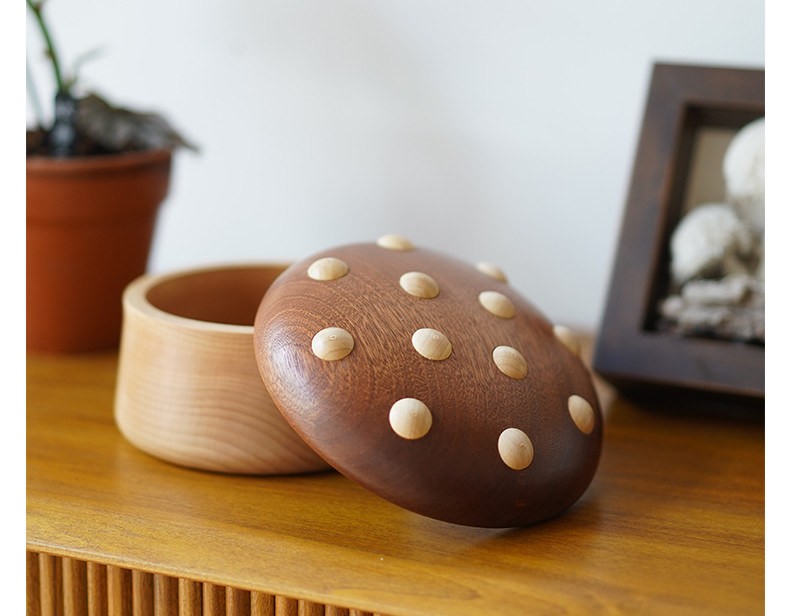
[25,0,765,331]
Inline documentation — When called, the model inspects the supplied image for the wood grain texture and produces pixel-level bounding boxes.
[27,551,41,616]
[63,558,87,616]
[253,243,603,527]
[250,592,275,616]
[202,584,225,616]
[114,264,328,475]
[227,587,251,616]
[39,553,61,616]
[274,596,297,616]
[152,575,177,616]
[108,566,132,616]
[132,571,153,616]
[87,562,107,616]
[178,579,201,616]
[297,600,324,616]
[27,342,763,615]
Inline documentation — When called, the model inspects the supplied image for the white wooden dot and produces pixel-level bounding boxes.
[492,346,528,379]
[553,325,581,356]
[399,271,439,299]
[478,291,516,319]
[389,398,433,440]
[311,327,354,361]
[411,328,452,361]
[307,257,349,281]
[568,394,595,434]
[498,428,534,470]
[376,234,415,251]
[476,262,508,283]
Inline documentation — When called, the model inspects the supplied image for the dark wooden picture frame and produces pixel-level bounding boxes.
[593,62,764,405]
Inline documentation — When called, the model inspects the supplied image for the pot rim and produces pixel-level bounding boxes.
[26,148,173,176]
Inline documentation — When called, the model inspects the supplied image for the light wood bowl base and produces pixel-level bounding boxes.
[114,264,329,475]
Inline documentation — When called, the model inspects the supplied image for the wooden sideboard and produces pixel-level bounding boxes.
[26,343,764,616]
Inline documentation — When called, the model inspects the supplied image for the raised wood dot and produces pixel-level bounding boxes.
[478,291,516,319]
[476,261,508,283]
[307,257,349,281]
[492,346,528,379]
[554,324,581,356]
[376,234,415,251]
[498,428,534,470]
[399,271,439,299]
[311,327,354,361]
[568,394,595,434]
[389,398,433,440]
[411,328,452,361]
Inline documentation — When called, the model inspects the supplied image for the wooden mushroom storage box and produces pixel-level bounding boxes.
[253,236,603,528]
[113,237,603,526]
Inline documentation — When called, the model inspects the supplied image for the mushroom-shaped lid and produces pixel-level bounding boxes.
[253,237,602,527]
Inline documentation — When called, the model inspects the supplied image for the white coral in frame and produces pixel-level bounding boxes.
[723,117,765,233]
[669,202,754,285]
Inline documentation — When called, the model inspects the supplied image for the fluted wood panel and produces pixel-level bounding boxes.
[27,551,41,616]
[132,571,154,616]
[40,553,61,616]
[27,553,390,616]
[226,588,250,616]
[87,562,107,616]
[202,584,225,616]
[63,558,87,616]
[274,596,297,616]
[249,592,274,616]
[153,575,177,616]
[178,579,201,616]
[108,566,132,616]
[297,600,323,616]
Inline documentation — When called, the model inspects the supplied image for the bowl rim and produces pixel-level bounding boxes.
[123,262,290,334]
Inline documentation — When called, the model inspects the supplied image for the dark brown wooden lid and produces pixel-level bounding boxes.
[253,238,602,527]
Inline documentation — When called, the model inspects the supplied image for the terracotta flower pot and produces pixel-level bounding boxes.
[27,148,172,353]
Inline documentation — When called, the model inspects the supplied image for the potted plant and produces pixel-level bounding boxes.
[26,0,196,353]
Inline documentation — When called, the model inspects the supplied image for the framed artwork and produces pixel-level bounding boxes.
[593,62,764,405]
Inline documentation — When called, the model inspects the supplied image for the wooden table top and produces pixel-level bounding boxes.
[26,346,764,616]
